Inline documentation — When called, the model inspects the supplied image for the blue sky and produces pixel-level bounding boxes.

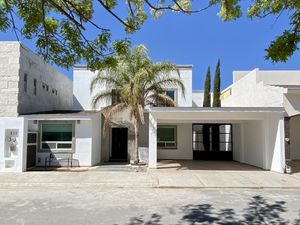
[0,1,299,91]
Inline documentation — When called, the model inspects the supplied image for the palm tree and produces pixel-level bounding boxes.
[90,45,185,164]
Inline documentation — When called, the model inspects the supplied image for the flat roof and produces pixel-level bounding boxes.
[74,64,193,69]
[21,110,101,120]
[149,107,285,113]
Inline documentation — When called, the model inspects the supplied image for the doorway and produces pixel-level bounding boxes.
[110,128,128,162]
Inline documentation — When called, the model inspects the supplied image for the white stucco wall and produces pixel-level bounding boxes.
[73,65,194,110]
[242,120,264,169]
[283,94,300,116]
[157,123,193,160]
[73,67,108,110]
[222,69,284,107]
[232,123,243,162]
[0,117,27,172]
[192,91,204,107]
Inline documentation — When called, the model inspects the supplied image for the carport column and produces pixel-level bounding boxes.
[148,113,157,168]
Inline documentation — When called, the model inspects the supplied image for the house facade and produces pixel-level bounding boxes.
[221,69,300,164]
[0,42,297,173]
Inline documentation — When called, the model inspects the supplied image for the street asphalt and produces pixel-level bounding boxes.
[0,187,299,225]
[1,167,300,225]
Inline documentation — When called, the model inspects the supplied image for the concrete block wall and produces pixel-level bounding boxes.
[0,42,21,116]
[18,44,73,114]
[0,42,73,117]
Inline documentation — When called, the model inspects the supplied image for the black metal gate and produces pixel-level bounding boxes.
[192,124,233,160]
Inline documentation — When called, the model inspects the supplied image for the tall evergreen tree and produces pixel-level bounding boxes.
[203,66,211,107]
[213,59,221,107]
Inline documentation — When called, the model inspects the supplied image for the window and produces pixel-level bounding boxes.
[24,74,27,92]
[33,79,37,95]
[156,89,176,107]
[41,124,73,151]
[112,89,123,104]
[42,83,49,92]
[165,90,175,101]
[52,88,58,95]
[157,126,177,149]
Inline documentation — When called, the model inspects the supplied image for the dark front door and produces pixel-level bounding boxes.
[26,132,37,169]
[111,128,128,162]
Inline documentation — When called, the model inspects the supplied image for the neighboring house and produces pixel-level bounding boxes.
[221,68,300,162]
[0,42,100,172]
[0,42,294,174]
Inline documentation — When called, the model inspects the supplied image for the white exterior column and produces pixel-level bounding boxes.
[148,113,157,168]
[267,113,286,173]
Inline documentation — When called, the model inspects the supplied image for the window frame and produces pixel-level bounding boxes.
[157,125,177,149]
[39,121,75,153]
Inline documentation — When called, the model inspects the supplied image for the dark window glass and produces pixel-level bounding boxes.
[33,79,37,95]
[24,74,27,92]
[42,124,72,142]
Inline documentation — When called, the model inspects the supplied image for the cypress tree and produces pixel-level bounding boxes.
[202,66,211,151]
[212,59,221,151]
[203,66,211,107]
[213,59,221,107]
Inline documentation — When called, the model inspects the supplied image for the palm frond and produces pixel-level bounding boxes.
[91,91,113,109]
[102,103,128,132]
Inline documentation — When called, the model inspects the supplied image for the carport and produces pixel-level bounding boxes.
[148,107,286,173]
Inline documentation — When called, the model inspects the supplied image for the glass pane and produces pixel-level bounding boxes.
[157,127,175,142]
[157,142,165,147]
[166,142,176,147]
[57,143,72,149]
[220,143,232,151]
[220,125,231,133]
[193,142,204,151]
[42,124,72,141]
[165,90,175,100]
[42,143,56,149]
[219,134,232,143]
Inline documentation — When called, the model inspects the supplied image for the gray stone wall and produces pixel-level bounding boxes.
[0,42,73,116]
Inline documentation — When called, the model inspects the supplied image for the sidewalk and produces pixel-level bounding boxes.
[0,169,300,189]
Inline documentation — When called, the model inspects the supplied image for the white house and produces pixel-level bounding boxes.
[221,69,300,167]
[0,42,296,174]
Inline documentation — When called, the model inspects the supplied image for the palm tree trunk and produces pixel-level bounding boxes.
[134,120,139,164]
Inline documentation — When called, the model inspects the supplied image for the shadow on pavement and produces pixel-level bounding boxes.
[124,195,300,225]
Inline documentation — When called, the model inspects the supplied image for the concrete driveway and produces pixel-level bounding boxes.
[149,160,300,189]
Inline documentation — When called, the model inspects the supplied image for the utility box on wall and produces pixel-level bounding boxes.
[4,129,19,169]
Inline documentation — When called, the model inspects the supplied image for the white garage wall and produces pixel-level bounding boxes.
[91,113,101,165]
[232,123,243,162]
[157,123,192,160]
[74,120,93,166]
[242,120,264,169]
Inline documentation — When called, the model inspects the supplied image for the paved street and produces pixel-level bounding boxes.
[0,166,300,225]
[0,187,300,225]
